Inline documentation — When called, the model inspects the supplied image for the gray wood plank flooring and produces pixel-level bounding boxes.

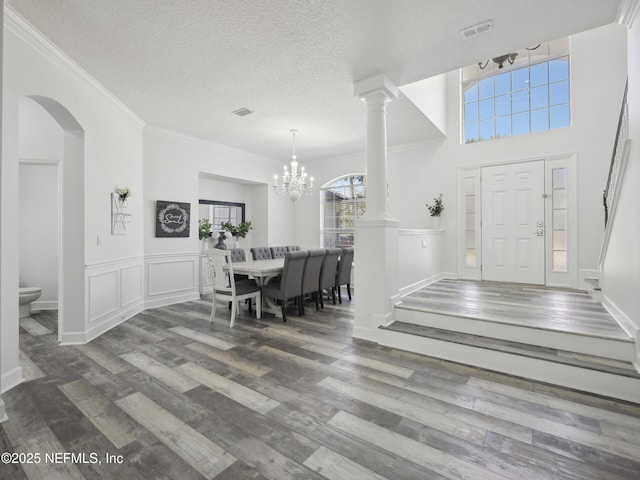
[3,295,640,479]
[400,279,631,340]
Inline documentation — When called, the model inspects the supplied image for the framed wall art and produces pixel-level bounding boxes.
[155,200,190,237]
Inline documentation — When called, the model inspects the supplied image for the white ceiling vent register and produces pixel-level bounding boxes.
[232,107,254,117]
[460,20,493,39]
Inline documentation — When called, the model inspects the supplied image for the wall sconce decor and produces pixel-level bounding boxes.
[111,189,132,234]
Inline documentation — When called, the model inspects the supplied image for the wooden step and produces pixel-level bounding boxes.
[584,277,603,303]
[393,302,635,362]
[382,321,639,379]
[378,321,640,403]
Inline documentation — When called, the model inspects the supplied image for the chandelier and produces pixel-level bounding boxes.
[478,44,541,70]
[273,129,314,202]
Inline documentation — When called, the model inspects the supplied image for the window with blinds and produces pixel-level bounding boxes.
[321,175,366,248]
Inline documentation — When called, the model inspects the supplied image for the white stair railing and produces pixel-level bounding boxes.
[599,81,631,271]
[603,80,629,227]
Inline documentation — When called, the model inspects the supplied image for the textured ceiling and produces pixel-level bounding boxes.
[7,0,621,161]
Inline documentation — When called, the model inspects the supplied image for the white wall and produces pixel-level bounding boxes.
[18,97,63,309]
[601,11,640,339]
[299,24,628,290]
[2,10,145,389]
[143,128,291,306]
[19,162,58,306]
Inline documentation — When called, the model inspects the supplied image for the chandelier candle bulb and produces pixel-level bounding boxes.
[273,129,314,202]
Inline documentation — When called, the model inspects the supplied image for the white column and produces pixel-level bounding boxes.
[363,91,391,219]
[354,74,398,220]
[352,75,400,342]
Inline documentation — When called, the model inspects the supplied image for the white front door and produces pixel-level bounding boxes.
[481,161,545,284]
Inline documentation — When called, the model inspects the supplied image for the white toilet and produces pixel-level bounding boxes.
[19,287,42,318]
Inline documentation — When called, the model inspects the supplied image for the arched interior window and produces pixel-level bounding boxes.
[321,174,366,247]
[461,37,570,143]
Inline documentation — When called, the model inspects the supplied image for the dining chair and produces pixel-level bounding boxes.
[251,247,272,260]
[318,248,341,308]
[300,248,325,313]
[270,246,288,258]
[229,248,249,281]
[261,250,308,322]
[335,247,354,303]
[228,247,250,309]
[286,245,301,252]
[207,249,261,328]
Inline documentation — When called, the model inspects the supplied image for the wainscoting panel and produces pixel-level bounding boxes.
[145,252,200,309]
[59,257,145,345]
[88,270,119,323]
[121,264,143,307]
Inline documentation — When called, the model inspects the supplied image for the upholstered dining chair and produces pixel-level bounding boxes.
[261,250,308,322]
[318,248,341,308]
[270,246,288,258]
[335,247,354,303]
[286,245,301,252]
[228,247,250,309]
[250,247,272,260]
[300,248,326,313]
[229,248,249,281]
[207,249,261,328]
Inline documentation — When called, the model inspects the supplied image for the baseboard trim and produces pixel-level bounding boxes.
[32,300,58,311]
[399,272,445,297]
[1,367,25,394]
[352,325,379,343]
[601,292,639,339]
[0,397,7,423]
[144,291,201,310]
[59,300,144,345]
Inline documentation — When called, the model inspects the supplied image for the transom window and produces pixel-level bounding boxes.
[462,38,570,143]
[321,175,366,248]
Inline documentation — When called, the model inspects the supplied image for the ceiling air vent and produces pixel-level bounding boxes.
[232,107,254,117]
[460,20,493,40]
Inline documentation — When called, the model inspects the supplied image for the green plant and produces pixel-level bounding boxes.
[426,194,444,217]
[220,220,252,238]
[198,218,212,240]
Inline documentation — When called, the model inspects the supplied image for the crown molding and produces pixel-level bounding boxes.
[144,124,280,165]
[3,5,145,129]
[616,0,640,28]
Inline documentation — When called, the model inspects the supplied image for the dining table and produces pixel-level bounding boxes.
[228,257,285,317]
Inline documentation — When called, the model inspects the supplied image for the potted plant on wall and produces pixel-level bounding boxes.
[220,220,252,248]
[426,194,444,229]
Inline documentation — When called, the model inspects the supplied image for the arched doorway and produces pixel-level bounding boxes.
[20,96,85,344]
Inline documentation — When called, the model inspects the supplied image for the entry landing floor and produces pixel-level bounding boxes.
[400,279,631,341]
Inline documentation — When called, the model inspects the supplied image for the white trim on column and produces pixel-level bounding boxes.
[1,366,24,394]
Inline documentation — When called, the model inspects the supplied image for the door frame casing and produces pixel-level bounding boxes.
[480,160,546,285]
[457,153,578,289]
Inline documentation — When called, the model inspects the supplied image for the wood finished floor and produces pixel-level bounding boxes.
[400,279,631,340]
[2,295,640,480]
